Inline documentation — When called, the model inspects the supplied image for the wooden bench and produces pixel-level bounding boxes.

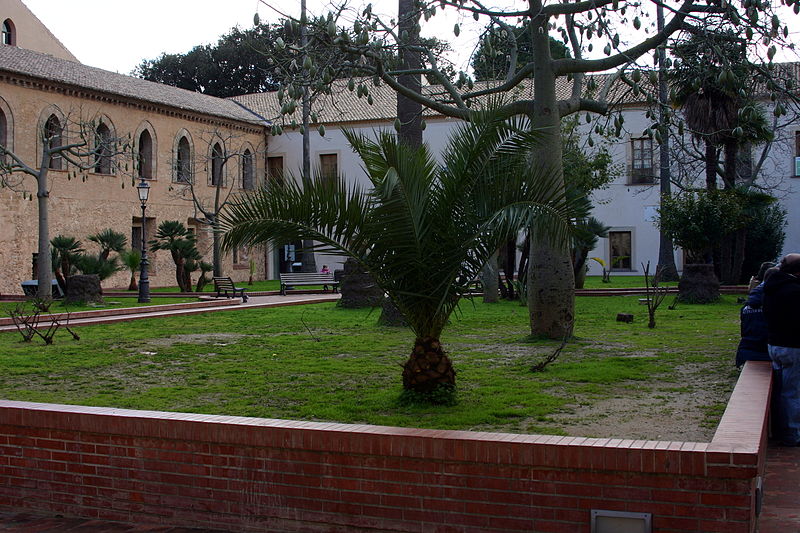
[279,273,339,295]
[212,277,248,302]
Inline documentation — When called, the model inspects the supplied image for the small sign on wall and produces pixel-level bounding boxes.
[643,205,658,223]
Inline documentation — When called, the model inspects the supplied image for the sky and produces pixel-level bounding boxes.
[19,0,799,77]
[20,0,483,75]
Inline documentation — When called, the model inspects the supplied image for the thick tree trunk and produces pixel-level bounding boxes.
[128,274,138,291]
[398,0,422,148]
[481,251,499,303]
[526,16,575,339]
[36,169,52,299]
[402,336,456,393]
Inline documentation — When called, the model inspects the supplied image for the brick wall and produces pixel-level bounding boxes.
[0,362,771,532]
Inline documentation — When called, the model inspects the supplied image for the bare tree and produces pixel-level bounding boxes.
[169,129,260,277]
[0,111,131,299]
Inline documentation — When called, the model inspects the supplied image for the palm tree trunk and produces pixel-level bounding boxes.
[128,274,138,291]
[402,336,456,392]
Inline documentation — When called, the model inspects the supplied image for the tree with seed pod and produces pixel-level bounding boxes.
[0,112,132,299]
[221,112,583,398]
[293,0,797,339]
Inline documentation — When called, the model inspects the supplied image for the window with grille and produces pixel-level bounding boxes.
[319,153,338,182]
[630,138,655,184]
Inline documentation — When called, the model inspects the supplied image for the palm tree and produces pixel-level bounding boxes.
[50,235,84,291]
[221,114,577,395]
[88,229,127,262]
[119,248,141,291]
[149,221,198,292]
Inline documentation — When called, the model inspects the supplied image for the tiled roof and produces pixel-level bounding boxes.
[231,63,800,126]
[0,46,265,125]
[230,74,632,126]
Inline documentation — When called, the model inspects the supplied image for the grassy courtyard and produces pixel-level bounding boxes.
[0,295,742,440]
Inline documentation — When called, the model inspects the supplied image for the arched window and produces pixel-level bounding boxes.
[210,142,224,186]
[241,149,254,190]
[0,108,7,153]
[93,122,112,174]
[138,129,153,179]
[2,19,15,46]
[44,114,62,170]
[175,136,191,183]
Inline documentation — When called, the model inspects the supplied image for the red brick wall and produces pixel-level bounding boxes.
[0,362,771,532]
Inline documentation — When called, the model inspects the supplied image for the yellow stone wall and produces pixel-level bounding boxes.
[0,77,270,295]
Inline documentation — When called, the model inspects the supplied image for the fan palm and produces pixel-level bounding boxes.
[149,221,198,292]
[88,229,127,262]
[119,248,141,291]
[50,235,84,290]
[221,113,577,394]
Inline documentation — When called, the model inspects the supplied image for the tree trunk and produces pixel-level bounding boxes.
[128,274,138,291]
[678,263,720,303]
[704,140,718,190]
[36,169,53,299]
[212,221,222,277]
[655,4,679,282]
[481,251,499,303]
[527,15,575,339]
[402,336,456,393]
[398,0,423,148]
[299,0,317,274]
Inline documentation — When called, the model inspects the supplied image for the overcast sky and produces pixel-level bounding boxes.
[20,0,482,75]
[19,0,799,77]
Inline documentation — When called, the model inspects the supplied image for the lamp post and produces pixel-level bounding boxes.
[136,177,151,303]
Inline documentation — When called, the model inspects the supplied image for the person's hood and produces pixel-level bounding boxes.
[763,271,800,294]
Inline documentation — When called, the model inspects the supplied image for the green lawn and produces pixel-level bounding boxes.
[0,295,741,437]
[581,275,680,288]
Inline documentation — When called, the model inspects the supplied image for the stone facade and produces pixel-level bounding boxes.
[0,47,269,295]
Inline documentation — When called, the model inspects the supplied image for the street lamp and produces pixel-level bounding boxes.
[136,177,151,303]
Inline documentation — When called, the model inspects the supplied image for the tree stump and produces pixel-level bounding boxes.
[616,313,634,323]
[677,264,720,304]
[338,258,383,308]
[378,298,407,327]
[64,274,102,305]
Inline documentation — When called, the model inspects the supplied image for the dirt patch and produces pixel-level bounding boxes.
[545,362,737,441]
[145,333,252,347]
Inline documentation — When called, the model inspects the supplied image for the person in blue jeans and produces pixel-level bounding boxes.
[763,254,800,446]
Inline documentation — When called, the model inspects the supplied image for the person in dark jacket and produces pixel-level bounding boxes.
[736,269,778,367]
[763,253,800,446]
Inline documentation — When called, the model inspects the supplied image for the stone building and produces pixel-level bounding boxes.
[0,38,268,294]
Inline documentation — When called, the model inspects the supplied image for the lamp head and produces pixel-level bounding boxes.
[136,178,150,204]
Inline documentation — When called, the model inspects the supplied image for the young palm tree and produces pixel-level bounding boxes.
[50,235,84,290]
[149,221,198,292]
[119,248,141,291]
[88,229,127,262]
[221,114,577,395]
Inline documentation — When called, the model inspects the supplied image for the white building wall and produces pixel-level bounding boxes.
[266,108,800,280]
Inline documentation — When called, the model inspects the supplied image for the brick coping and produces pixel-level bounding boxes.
[0,298,238,326]
[0,361,771,475]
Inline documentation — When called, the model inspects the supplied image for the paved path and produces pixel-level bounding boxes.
[0,293,340,332]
